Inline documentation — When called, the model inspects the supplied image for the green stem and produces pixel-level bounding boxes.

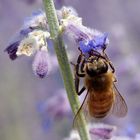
[43,0,91,140]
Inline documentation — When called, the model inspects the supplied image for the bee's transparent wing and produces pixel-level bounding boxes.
[73,91,90,129]
[111,84,128,117]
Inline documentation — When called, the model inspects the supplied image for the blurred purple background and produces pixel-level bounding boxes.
[0,0,140,140]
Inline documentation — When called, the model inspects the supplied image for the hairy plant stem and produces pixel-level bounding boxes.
[43,0,91,140]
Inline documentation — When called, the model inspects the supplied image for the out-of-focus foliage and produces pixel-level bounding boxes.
[0,0,140,140]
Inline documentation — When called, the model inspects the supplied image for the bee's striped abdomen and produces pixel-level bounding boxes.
[88,90,114,118]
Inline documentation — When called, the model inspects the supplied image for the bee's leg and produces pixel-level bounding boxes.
[70,62,76,67]
[102,51,115,73]
[108,60,115,73]
[70,62,80,93]
[80,59,85,73]
[76,66,85,77]
[78,86,86,96]
[74,70,86,94]
[75,74,80,93]
[114,78,117,82]
[104,53,115,73]
[77,48,86,72]
[71,53,86,93]
[71,55,85,93]
[76,54,85,77]
[70,58,85,77]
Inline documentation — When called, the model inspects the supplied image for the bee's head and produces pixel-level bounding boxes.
[85,58,108,77]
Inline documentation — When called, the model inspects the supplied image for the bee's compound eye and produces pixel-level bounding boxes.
[100,63,108,73]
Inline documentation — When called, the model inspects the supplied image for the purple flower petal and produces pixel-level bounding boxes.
[90,124,116,139]
[91,32,108,50]
[20,27,34,36]
[90,128,113,139]
[65,24,90,43]
[79,41,92,53]
[4,41,20,60]
[79,33,109,54]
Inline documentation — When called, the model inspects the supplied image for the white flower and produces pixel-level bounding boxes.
[58,6,82,33]
[16,30,50,56]
[16,37,37,56]
[29,30,50,38]
[61,16,82,28]
[57,6,78,20]
[28,30,50,48]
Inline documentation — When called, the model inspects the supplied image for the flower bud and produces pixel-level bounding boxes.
[32,47,49,78]
[57,6,78,21]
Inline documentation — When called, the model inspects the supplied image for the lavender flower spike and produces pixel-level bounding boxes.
[32,46,49,78]
[59,7,110,54]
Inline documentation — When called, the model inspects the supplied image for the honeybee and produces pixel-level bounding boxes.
[72,50,127,124]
